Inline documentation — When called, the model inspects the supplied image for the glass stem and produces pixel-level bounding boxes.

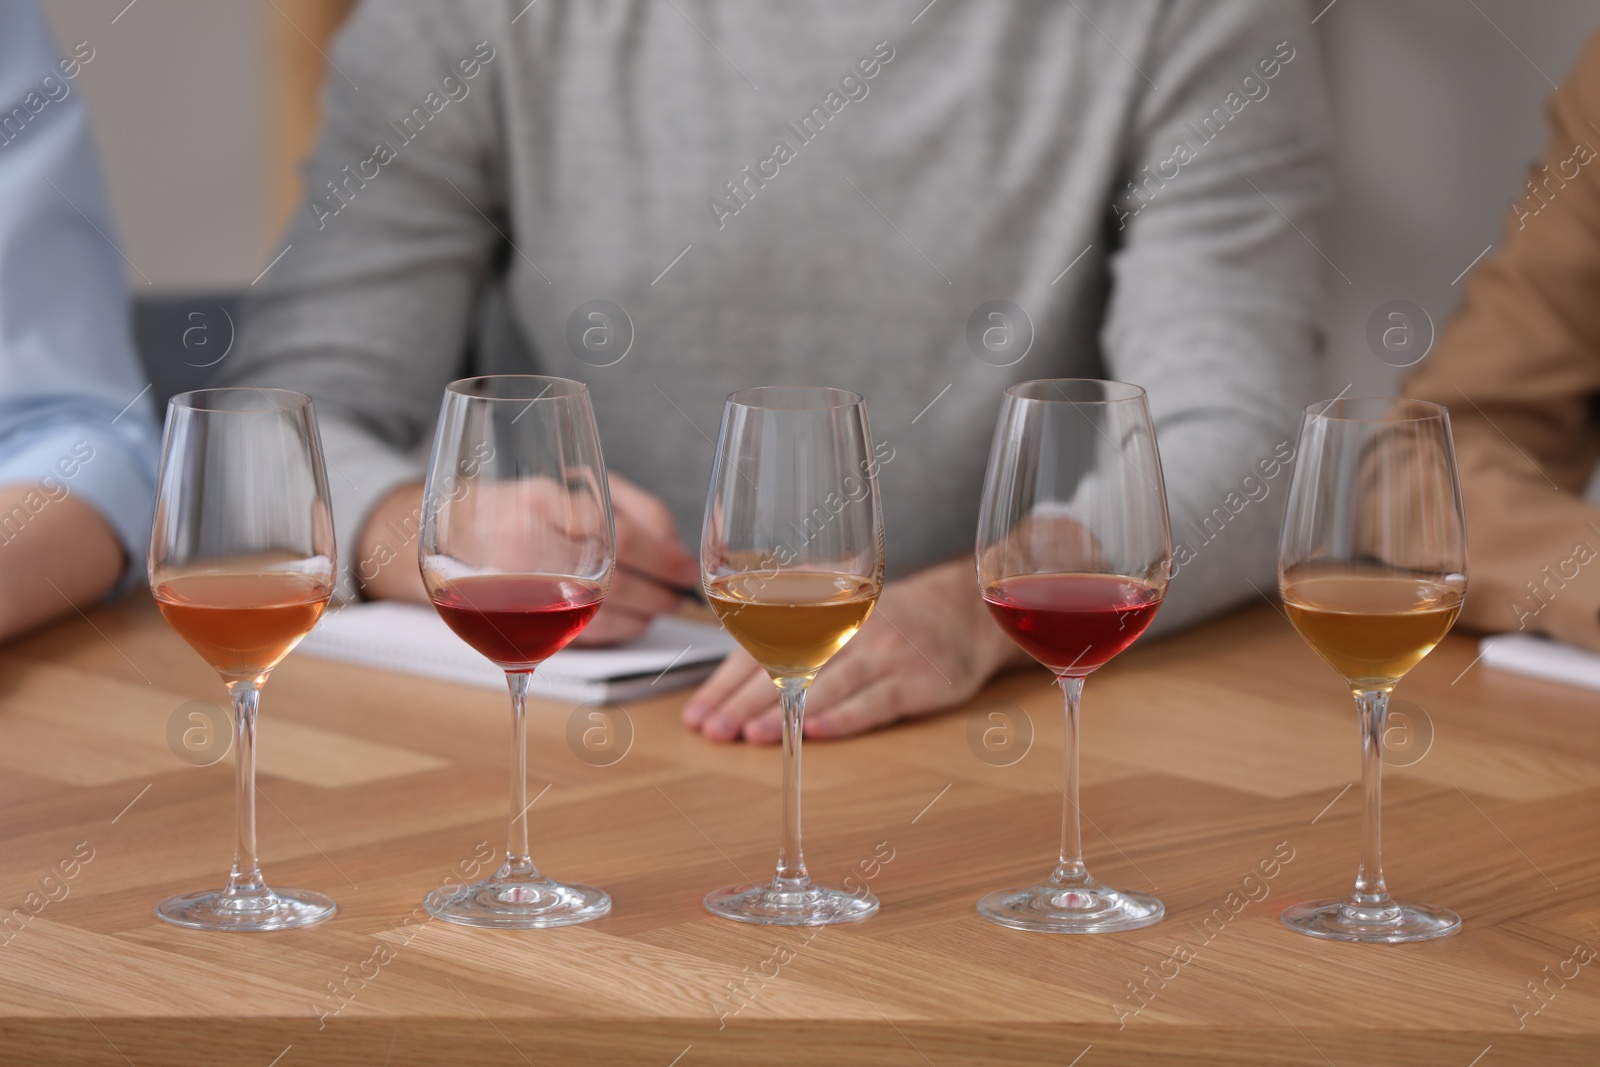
[224,681,268,900]
[774,677,811,889]
[504,671,541,881]
[1352,689,1393,909]
[1053,675,1090,887]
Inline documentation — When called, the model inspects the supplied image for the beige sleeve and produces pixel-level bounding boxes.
[1404,30,1600,651]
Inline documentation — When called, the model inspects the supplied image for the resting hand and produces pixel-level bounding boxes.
[575,473,699,644]
[356,473,697,644]
[682,559,1023,743]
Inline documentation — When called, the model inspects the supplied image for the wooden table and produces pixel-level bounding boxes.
[0,594,1595,1066]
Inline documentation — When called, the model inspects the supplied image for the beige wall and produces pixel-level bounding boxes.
[1320,0,1596,396]
[39,0,268,290]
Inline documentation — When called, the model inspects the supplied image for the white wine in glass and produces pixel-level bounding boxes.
[701,386,885,926]
[1278,396,1467,943]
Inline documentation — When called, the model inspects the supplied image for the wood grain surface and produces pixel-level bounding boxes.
[0,594,1595,1065]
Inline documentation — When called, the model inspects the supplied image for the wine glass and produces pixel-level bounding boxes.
[701,386,885,925]
[975,379,1171,933]
[1278,397,1467,942]
[149,388,337,931]
[418,375,615,928]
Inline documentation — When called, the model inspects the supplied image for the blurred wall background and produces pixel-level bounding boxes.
[1320,0,1597,396]
[37,0,356,288]
[39,0,266,289]
[36,0,1600,396]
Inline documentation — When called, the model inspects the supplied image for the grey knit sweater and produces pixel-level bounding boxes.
[223,0,1329,633]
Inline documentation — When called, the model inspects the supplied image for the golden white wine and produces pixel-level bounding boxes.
[1283,574,1462,690]
[707,571,877,678]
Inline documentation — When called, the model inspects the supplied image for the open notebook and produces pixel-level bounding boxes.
[299,601,737,703]
[1479,633,1600,693]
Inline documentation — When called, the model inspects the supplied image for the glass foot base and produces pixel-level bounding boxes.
[157,887,336,932]
[977,880,1164,934]
[425,876,610,929]
[705,882,878,926]
[1282,897,1461,943]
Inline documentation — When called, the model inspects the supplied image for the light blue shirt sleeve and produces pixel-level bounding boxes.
[0,0,161,597]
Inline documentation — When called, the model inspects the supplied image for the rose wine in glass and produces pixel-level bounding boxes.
[419,376,616,928]
[701,387,885,926]
[1278,397,1467,942]
[975,379,1171,934]
[148,388,337,931]
[155,573,331,678]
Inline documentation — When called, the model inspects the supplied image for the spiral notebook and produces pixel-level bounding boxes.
[299,601,736,703]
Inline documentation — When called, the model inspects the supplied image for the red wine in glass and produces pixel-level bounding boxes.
[430,574,604,670]
[983,573,1162,676]
[417,374,616,929]
[974,379,1172,934]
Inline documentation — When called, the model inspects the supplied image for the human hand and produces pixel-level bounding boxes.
[682,558,1024,743]
[357,473,698,644]
[575,472,699,644]
[0,488,124,644]
[978,507,1105,581]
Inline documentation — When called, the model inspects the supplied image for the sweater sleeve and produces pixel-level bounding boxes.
[217,3,506,597]
[1103,0,1330,634]
[1403,30,1600,652]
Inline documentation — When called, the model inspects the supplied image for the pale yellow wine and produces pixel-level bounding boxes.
[1283,573,1462,690]
[707,571,878,678]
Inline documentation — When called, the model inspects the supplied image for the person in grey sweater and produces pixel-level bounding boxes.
[222,1,1329,743]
